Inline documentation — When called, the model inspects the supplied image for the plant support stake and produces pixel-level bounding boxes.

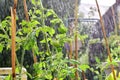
[74,0,79,79]
[111,6,117,35]
[11,7,16,80]
[69,41,72,65]
[13,0,18,9]
[69,25,73,66]
[74,0,86,79]
[23,0,29,21]
[11,0,18,79]
[95,0,116,80]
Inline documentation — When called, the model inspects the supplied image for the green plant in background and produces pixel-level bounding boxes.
[93,54,120,80]
[105,70,120,80]
[30,0,91,80]
[0,16,39,79]
[0,1,72,79]
[30,0,76,79]
[108,35,120,60]
[0,0,92,80]
[93,57,107,80]
[102,34,120,61]
[0,16,11,52]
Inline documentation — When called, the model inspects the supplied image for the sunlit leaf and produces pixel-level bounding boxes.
[79,64,90,71]
[31,0,36,5]
[58,24,67,33]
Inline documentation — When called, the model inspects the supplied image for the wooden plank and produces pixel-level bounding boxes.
[0,68,27,80]
[0,75,27,80]
[0,68,26,74]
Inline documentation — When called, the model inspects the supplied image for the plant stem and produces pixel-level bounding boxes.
[99,70,103,80]
[44,33,51,54]
[1,27,9,39]
[95,0,116,80]
[40,0,51,54]
[19,49,25,80]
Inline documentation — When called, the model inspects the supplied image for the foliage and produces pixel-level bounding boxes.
[0,16,11,52]
[30,0,89,80]
[102,34,120,60]
[33,53,76,80]
[0,0,89,80]
[0,0,101,80]
[89,38,101,44]
[105,70,120,80]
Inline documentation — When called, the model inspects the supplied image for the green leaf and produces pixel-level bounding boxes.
[69,59,80,65]
[23,32,36,50]
[0,34,8,39]
[16,37,22,43]
[51,39,60,47]
[105,70,117,80]
[94,71,99,75]
[58,24,67,33]
[56,34,66,39]
[50,19,60,24]
[20,20,27,27]
[2,20,8,28]
[40,39,46,43]
[48,27,55,36]
[46,9,54,17]
[17,31,23,36]
[79,64,90,71]
[40,38,51,44]
[0,44,4,53]
[35,10,42,15]
[36,27,42,37]
[23,27,32,33]
[59,78,64,80]
[45,74,52,79]
[6,40,11,50]
[29,20,40,27]
[33,43,39,55]
[89,38,100,44]
[79,34,88,40]
[31,0,36,5]
[38,26,55,36]
[5,75,12,80]
[95,57,100,64]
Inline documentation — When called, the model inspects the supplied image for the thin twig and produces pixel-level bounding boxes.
[95,0,116,80]
[19,49,25,80]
